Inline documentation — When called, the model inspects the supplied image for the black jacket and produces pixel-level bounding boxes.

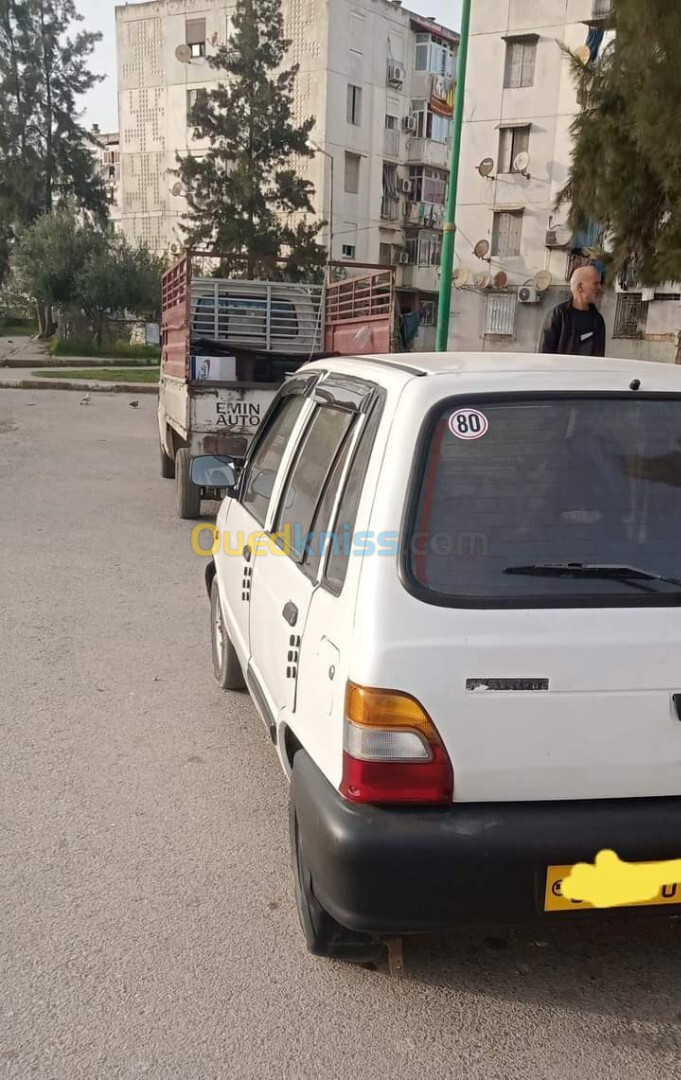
[539,301,606,357]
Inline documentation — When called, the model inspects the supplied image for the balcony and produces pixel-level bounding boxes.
[407,138,451,170]
[380,195,401,221]
[404,201,446,229]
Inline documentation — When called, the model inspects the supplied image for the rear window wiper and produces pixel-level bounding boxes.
[504,563,681,590]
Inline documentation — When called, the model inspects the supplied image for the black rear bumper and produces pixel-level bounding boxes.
[291,751,681,935]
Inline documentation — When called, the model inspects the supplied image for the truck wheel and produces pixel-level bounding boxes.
[160,441,175,479]
[289,802,382,963]
[176,448,201,520]
[211,578,245,691]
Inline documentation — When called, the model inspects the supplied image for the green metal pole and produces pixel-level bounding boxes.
[436,0,472,352]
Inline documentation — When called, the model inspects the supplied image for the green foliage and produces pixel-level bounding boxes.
[38,366,160,382]
[0,0,107,284]
[17,212,167,343]
[176,0,325,281]
[48,340,161,361]
[15,209,106,306]
[560,0,681,285]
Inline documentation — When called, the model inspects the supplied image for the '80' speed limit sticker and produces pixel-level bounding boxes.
[449,408,489,441]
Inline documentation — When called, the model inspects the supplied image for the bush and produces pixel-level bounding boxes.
[48,339,161,361]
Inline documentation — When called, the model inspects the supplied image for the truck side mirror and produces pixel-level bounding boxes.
[191,455,238,493]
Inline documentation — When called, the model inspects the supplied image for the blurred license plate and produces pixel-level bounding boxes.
[544,864,681,912]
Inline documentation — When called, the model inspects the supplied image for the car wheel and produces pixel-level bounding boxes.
[176,448,201,519]
[211,578,246,691]
[160,441,175,479]
[289,801,382,963]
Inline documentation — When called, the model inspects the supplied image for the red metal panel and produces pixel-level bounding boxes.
[161,256,191,379]
[324,269,394,356]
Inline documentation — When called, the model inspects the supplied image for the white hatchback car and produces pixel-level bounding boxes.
[192,352,681,964]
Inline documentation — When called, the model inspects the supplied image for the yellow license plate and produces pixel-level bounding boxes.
[544,863,681,912]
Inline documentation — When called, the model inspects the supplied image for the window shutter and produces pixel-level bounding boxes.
[186,18,206,45]
[521,42,536,87]
[498,128,513,172]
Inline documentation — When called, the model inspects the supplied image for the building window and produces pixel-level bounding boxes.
[485,293,517,336]
[350,12,364,54]
[492,211,523,257]
[504,37,537,89]
[344,152,361,194]
[341,221,357,261]
[498,125,530,173]
[341,244,356,259]
[187,89,199,122]
[379,242,392,265]
[347,84,362,125]
[414,32,455,76]
[410,100,452,144]
[614,294,648,339]
[384,114,399,156]
[419,300,436,326]
[186,18,206,58]
[408,166,447,204]
[381,162,399,219]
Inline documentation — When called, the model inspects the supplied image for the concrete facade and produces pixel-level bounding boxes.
[447,0,681,363]
[114,0,459,346]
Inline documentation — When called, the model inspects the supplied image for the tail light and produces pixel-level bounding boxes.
[340,682,453,805]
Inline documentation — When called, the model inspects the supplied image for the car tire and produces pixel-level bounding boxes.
[176,448,201,519]
[211,578,246,691]
[289,801,382,963]
[160,441,175,479]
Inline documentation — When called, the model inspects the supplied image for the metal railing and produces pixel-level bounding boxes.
[190,279,325,355]
[325,270,393,325]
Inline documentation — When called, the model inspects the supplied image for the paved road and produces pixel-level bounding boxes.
[1,389,681,1080]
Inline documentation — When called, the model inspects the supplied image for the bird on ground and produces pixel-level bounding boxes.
[79,394,91,406]
[129,400,140,409]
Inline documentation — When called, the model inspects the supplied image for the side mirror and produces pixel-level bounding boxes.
[191,455,238,492]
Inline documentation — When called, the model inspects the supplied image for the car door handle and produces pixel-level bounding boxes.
[243,544,252,563]
[283,601,298,627]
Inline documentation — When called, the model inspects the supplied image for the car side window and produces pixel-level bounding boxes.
[273,405,355,561]
[302,431,356,581]
[241,395,306,527]
[325,404,382,593]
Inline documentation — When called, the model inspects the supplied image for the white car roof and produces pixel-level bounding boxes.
[306,351,681,391]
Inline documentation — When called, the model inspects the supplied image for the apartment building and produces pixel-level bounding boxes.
[115,0,459,344]
[448,0,680,363]
[92,128,122,227]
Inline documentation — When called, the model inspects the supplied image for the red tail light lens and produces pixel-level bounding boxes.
[340,683,453,805]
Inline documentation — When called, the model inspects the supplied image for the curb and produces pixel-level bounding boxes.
[0,379,158,394]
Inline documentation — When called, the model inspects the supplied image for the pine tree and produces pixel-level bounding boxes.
[560,0,681,285]
[176,0,325,280]
[0,0,107,287]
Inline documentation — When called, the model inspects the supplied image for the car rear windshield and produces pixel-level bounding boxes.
[407,396,681,605]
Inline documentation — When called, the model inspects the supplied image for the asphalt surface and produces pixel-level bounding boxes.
[2,389,681,1080]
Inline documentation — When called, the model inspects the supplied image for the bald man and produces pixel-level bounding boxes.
[539,266,606,356]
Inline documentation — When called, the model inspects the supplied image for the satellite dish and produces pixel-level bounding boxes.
[493,271,508,289]
[534,270,553,293]
[477,157,495,179]
[513,151,531,175]
[175,44,192,63]
[474,239,490,260]
[575,44,591,65]
[170,243,179,255]
[475,272,493,290]
[452,267,472,289]
[171,181,184,197]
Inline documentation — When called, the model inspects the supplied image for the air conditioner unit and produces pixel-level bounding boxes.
[402,114,417,134]
[397,178,413,195]
[518,286,539,304]
[387,61,406,86]
[545,229,561,248]
[399,251,411,265]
